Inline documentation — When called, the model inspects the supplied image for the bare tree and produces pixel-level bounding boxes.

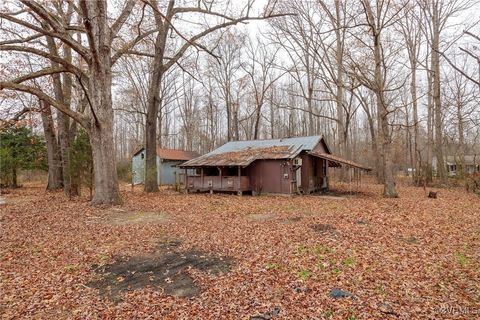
[268,1,322,135]
[444,55,479,176]
[243,36,283,139]
[0,0,140,204]
[347,0,404,197]
[135,1,287,192]
[397,2,423,183]
[207,29,246,143]
[418,0,473,182]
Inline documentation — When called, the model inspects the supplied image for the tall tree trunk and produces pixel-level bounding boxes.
[375,90,396,197]
[307,85,314,135]
[426,67,434,182]
[144,66,163,192]
[363,1,397,197]
[45,34,73,196]
[269,88,275,139]
[363,98,379,178]
[88,74,121,204]
[334,1,347,180]
[81,0,121,205]
[233,102,240,141]
[43,30,81,197]
[457,101,465,177]
[209,93,215,149]
[63,44,81,196]
[143,1,173,192]
[226,92,232,141]
[431,3,446,183]
[253,98,263,140]
[410,61,420,183]
[405,104,414,177]
[40,100,63,190]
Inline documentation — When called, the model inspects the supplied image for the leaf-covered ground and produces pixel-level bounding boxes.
[1,181,479,319]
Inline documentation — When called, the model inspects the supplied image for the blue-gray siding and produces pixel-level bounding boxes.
[132,150,146,185]
[132,150,191,185]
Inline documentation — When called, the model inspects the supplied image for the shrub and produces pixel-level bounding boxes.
[0,126,46,187]
[465,173,480,195]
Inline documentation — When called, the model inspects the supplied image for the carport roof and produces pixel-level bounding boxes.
[309,151,372,171]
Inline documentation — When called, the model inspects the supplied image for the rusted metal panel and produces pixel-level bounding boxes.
[181,145,302,167]
[181,136,327,168]
[156,148,199,161]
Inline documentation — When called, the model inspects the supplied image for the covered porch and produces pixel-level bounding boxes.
[184,166,250,195]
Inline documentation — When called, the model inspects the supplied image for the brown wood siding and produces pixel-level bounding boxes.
[312,141,328,153]
[187,175,250,192]
[300,154,326,193]
[245,159,294,194]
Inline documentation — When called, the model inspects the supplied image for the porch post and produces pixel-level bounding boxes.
[184,168,188,194]
[237,166,242,196]
[325,159,329,190]
[219,167,222,189]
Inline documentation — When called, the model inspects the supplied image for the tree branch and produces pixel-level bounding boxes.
[0,82,89,128]
[110,0,137,40]
[0,45,88,79]
[0,10,89,60]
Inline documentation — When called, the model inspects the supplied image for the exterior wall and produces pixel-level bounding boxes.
[158,160,184,185]
[186,175,250,192]
[132,150,192,185]
[185,160,295,194]
[132,151,146,185]
[246,159,295,194]
[300,154,327,194]
[447,164,480,176]
[312,140,328,153]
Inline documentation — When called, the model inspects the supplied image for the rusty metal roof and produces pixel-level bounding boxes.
[133,147,199,161]
[181,136,323,167]
[157,148,199,161]
[309,151,372,171]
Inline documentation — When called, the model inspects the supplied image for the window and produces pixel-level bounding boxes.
[141,153,145,159]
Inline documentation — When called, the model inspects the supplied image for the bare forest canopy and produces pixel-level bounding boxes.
[0,0,479,204]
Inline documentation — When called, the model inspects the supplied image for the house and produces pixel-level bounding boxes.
[435,155,480,176]
[132,147,199,185]
[180,135,370,195]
